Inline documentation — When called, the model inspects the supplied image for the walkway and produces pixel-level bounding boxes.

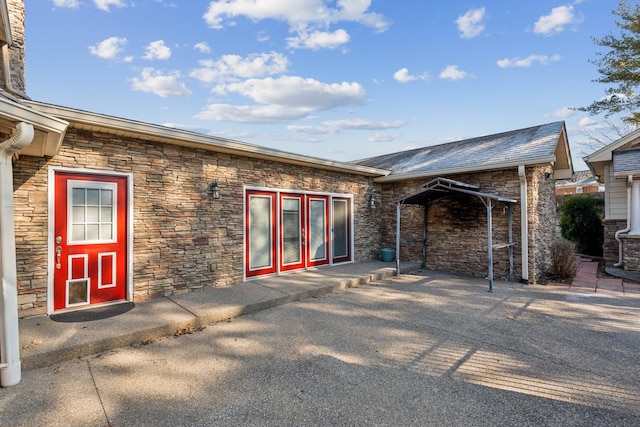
[547,256,640,297]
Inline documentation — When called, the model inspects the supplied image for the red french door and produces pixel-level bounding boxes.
[306,195,329,267]
[53,172,128,311]
[246,191,277,278]
[332,197,351,264]
[280,193,305,272]
[246,190,340,279]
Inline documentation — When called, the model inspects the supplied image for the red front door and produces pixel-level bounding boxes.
[53,172,128,311]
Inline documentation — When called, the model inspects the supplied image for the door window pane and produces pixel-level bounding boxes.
[333,200,348,258]
[249,196,272,270]
[282,198,301,265]
[309,199,326,261]
[69,184,116,243]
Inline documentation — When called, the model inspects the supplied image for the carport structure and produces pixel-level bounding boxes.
[394,178,517,292]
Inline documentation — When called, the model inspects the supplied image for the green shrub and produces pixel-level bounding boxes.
[548,239,579,281]
[559,194,604,256]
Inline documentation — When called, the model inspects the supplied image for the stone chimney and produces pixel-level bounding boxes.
[0,0,27,97]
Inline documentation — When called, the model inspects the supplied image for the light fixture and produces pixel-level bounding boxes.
[367,193,376,209]
[208,182,221,199]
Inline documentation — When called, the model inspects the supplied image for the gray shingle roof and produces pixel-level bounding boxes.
[352,121,565,177]
[613,148,640,174]
[556,170,597,187]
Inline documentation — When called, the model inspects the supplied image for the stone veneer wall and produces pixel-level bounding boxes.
[12,127,382,317]
[621,235,640,270]
[603,219,627,264]
[0,0,26,94]
[376,165,556,283]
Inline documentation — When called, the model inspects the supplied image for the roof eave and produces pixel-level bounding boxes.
[586,127,640,164]
[0,97,69,156]
[26,101,390,177]
[372,156,557,183]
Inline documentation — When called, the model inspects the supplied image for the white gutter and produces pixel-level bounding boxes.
[0,121,34,387]
[518,165,529,283]
[614,175,633,267]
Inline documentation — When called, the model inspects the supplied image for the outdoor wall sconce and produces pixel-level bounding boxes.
[208,182,221,199]
[367,193,376,209]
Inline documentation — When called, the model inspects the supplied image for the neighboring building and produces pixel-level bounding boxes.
[555,170,603,196]
[0,0,574,386]
[586,129,640,269]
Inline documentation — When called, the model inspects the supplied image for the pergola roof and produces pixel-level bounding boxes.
[396,177,517,205]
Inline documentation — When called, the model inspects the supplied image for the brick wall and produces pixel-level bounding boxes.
[13,127,381,317]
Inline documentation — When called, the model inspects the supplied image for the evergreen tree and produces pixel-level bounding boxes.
[578,1,640,124]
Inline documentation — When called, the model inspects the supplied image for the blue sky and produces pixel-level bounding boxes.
[25,1,627,170]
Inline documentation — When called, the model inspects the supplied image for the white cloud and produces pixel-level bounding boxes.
[533,5,582,36]
[190,52,289,83]
[550,107,575,118]
[439,65,468,80]
[393,68,429,83]
[221,76,365,109]
[579,117,598,127]
[196,75,366,123]
[455,7,486,39]
[195,104,312,123]
[287,124,336,134]
[53,0,80,7]
[496,54,561,68]
[323,119,405,130]
[288,119,404,134]
[88,36,127,60]
[143,40,172,60]
[130,68,192,97]
[287,29,350,50]
[94,0,127,12]
[194,42,211,54]
[203,0,389,49]
[369,133,396,143]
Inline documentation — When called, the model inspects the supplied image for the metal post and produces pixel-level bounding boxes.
[395,201,401,276]
[486,197,494,293]
[508,203,514,282]
[422,204,427,269]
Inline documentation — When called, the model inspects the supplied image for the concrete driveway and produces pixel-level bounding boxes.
[1,270,639,426]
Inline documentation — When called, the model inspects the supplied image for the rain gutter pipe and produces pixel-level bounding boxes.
[518,165,529,283]
[614,175,633,267]
[0,121,34,387]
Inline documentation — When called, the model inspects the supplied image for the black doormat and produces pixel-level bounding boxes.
[51,302,135,323]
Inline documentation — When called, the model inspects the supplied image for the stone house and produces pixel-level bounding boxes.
[0,0,574,386]
[586,128,640,269]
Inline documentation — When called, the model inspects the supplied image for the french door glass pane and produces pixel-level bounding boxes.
[333,200,348,258]
[249,196,272,270]
[282,198,301,265]
[309,199,326,261]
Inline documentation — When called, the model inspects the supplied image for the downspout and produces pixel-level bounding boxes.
[518,165,529,283]
[614,175,633,267]
[0,121,34,387]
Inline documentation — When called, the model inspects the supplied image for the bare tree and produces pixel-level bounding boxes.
[580,118,637,152]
